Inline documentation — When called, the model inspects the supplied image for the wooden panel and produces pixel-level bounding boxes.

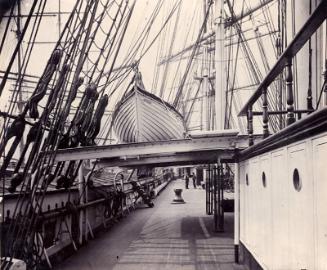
[258,154,272,268]
[244,161,250,247]
[313,136,327,269]
[239,132,327,269]
[271,149,289,270]
[287,142,314,269]
[239,163,246,243]
[248,158,259,255]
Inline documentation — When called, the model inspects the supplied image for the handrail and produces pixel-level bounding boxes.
[238,106,327,161]
[238,0,327,116]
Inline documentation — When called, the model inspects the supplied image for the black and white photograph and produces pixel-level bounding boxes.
[0,0,326,269]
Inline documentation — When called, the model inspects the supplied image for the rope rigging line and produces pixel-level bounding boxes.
[225,0,244,129]
[0,0,84,145]
[100,0,164,90]
[153,1,176,95]
[97,0,166,97]
[185,80,202,125]
[98,0,135,97]
[0,0,48,144]
[137,1,182,69]
[167,2,199,104]
[1,1,107,265]
[82,0,124,83]
[10,59,88,264]
[246,1,280,131]
[69,1,99,87]
[0,1,227,266]
[0,0,39,97]
[93,0,129,86]
[158,2,182,98]
[227,0,281,132]
[34,1,128,192]
[151,12,166,92]
[173,0,212,108]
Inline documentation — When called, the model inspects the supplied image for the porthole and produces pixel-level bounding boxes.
[293,168,302,191]
[246,174,249,186]
[262,172,267,187]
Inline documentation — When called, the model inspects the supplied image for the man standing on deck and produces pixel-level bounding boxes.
[191,173,197,189]
[184,174,189,189]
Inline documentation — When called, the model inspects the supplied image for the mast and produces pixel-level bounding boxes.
[214,0,225,130]
[202,0,210,131]
[58,0,62,39]
[202,46,210,130]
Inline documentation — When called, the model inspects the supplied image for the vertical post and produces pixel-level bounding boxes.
[213,166,218,231]
[247,107,254,146]
[58,0,61,38]
[206,164,212,215]
[262,88,269,138]
[234,162,240,263]
[214,0,226,130]
[285,58,295,125]
[276,34,284,129]
[84,168,89,242]
[120,175,125,213]
[217,163,224,232]
[307,37,313,112]
[324,59,327,106]
[206,164,209,214]
[211,165,213,214]
[78,164,84,245]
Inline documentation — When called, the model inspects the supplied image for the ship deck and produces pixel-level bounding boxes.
[55,179,246,270]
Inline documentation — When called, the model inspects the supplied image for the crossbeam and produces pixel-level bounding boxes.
[98,150,235,168]
[50,131,250,163]
[159,0,274,65]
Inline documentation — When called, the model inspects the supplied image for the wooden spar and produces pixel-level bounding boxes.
[203,46,210,130]
[78,164,86,244]
[159,0,275,66]
[214,0,225,130]
[225,0,275,28]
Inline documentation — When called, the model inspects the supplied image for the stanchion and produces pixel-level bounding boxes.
[171,189,185,204]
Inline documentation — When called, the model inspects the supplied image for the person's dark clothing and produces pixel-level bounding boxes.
[192,174,196,188]
[185,175,189,189]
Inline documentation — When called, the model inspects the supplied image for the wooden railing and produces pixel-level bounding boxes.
[238,0,327,146]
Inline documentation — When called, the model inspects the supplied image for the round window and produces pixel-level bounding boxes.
[262,172,266,187]
[293,168,302,191]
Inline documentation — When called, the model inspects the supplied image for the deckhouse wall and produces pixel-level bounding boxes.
[239,131,327,270]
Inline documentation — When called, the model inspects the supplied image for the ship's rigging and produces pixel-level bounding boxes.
[1,0,326,269]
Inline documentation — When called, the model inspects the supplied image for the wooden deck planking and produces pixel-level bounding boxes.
[56,179,247,270]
